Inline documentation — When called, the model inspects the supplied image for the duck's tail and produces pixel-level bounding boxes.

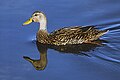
[101,29,109,34]
[98,29,109,37]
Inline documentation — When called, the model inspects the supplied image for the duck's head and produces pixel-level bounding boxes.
[23,56,47,70]
[23,11,46,26]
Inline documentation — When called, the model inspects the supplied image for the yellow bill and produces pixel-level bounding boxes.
[22,18,33,26]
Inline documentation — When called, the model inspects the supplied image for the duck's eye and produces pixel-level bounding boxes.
[34,14,38,16]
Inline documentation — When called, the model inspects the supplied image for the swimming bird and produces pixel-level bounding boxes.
[23,11,109,45]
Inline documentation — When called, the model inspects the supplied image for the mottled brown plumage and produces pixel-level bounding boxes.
[36,26,108,45]
[23,11,109,46]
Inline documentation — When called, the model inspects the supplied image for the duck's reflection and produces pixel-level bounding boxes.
[23,42,48,70]
[23,39,107,71]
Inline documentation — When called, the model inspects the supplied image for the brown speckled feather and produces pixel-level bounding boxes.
[48,26,108,45]
[37,30,50,44]
[36,26,108,45]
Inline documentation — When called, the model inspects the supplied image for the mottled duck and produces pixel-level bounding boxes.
[23,11,109,45]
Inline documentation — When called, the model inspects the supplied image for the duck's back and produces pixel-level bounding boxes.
[49,26,108,45]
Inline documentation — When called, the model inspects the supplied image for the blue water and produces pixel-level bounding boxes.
[0,0,120,80]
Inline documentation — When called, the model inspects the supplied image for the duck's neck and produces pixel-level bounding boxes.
[40,52,47,64]
[39,16,47,31]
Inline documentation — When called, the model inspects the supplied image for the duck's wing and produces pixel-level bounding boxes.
[50,26,82,35]
[49,26,107,45]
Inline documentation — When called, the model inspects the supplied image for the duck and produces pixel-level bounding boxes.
[22,11,109,46]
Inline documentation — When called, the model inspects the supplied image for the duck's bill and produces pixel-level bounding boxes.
[23,56,34,63]
[22,18,33,26]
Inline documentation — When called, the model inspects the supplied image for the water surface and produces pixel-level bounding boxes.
[0,0,120,80]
